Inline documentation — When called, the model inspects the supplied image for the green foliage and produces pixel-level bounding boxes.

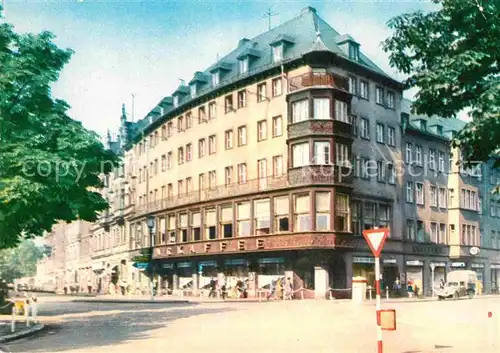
[0,240,43,283]
[383,0,500,171]
[0,23,119,248]
[131,248,152,263]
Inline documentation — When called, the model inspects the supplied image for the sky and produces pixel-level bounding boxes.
[3,0,441,138]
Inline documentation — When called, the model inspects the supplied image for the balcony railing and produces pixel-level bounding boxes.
[288,72,349,93]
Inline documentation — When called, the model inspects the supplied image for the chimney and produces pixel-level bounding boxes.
[238,38,251,47]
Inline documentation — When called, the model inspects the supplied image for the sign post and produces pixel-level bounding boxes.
[430,263,436,298]
[362,227,390,353]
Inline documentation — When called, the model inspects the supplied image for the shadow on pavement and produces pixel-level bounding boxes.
[8,306,234,352]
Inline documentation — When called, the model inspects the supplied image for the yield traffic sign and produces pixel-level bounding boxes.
[362,228,389,257]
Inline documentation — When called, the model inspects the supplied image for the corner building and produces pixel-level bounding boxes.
[125,7,404,299]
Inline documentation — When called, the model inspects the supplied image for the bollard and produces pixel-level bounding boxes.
[31,297,38,324]
[11,306,15,333]
[300,288,304,300]
[369,289,373,301]
[25,300,30,327]
[386,287,389,300]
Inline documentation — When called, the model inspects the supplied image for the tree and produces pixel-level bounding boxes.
[382,0,500,171]
[0,240,43,283]
[0,22,118,248]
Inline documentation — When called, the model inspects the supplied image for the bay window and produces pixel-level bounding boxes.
[237,202,251,236]
[294,194,311,231]
[335,143,349,166]
[314,141,330,165]
[335,100,348,123]
[205,209,216,240]
[254,199,271,235]
[292,142,310,167]
[313,98,330,119]
[274,196,290,232]
[363,202,376,230]
[292,100,309,123]
[335,194,349,231]
[220,205,233,238]
[316,192,331,231]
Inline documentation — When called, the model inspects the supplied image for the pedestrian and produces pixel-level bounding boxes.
[87,280,92,294]
[439,278,445,290]
[267,279,277,300]
[209,278,217,298]
[284,277,293,300]
[276,277,283,300]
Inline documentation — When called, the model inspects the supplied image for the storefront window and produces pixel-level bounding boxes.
[254,198,271,235]
[316,192,331,230]
[257,259,285,275]
[274,196,290,232]
[167,215,176,244]
[191,212,201,241]
[335,194,349,231]
[205,209,216,240]
[363,202,376,230]
[179,213,188,242]
[237,202,251,236]
[220,204,233,238]
[351,202,361,235]
[224,259,249,277]
[294,194,311,231]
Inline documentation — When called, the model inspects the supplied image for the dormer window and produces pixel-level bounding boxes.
[190,85,196,96]
[272,45,283,63]
[349,43,359,61]
[212,72,220,87]
[173,96,179,108]
[436,125,443,136]
[239,58,249,74]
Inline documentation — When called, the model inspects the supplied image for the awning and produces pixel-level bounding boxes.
[258,257,285,265]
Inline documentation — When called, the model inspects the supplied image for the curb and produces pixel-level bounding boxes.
[0,324,45,343]
[71,299,191,304]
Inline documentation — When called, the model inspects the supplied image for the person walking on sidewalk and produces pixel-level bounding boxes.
[87,280,93,294]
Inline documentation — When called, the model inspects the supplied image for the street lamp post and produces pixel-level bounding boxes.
[430,263,436,298]
[146,215,155,301]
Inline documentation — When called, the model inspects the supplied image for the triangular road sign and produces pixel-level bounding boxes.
[362,228,389,257]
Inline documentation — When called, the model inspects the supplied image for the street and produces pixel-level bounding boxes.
[4,296,500,353]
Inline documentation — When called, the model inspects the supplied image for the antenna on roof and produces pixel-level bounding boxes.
[179,78,185,86]
[263,7,278,31]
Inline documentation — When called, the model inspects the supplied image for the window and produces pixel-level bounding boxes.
[237,202,251,236]
[405,143,412,163]
[177,180,184,196]
[208,170,216,189]
[406,220,415,241]
[153,159,158,174]
[376,123,384,143]
[348,76,357,94]
[272,78,282,97]
[428,149,436,170]
[430,222,438,243]
[254,199,271,235]
[161,125,167,140]
[376,87,384,105]
[387,127,396,146]
[208,102,216,119]
[292,99,309,123]
[294,194,311,231]
[238,163,247,184]
[167,215,176,244]
[360,118,370,139]
[272,116,282,137]
[334,100,348,122]
[224,166,233,185]
[225,130,233,149]
[178,147,184,164]
[257,120,267,141]
[416,183,424,205]
[198,106,206,124]
[379,205,390,228]
[333,193,349,231]
[386,91,395,109]
[198,174,205,191]
[179,214,188,242]
[361,158,371,179]
[190,84,196,97]
[167,183,173,198]
[430,186,438,207]
[388,163,396,184]
[173,96,179,108]
[191,212,201,241]
[377,160,385,182]
[220,205,233,238]
[351,202,361,235]
[314,141,331,165]
[274,196,290,232]
[237,90,246,108]
[167,122,173,137]
[186,177,193,193]
[272,44,283,62]
[415,145,422,165]
[239,58,248,74]
[224,95,234,113]
[335,143,349,166]
[186,144,192,161]
[416,221,424,242]
[360,80,369,100]
[439,223,447,244]
[478,196,483,214]
[177,116,184,131]
[231,127,245,148]
[439,187,447,208]
[257,83,267,102]
[351,115,358,136]
[292,142,310,168]
[212,71,219,87]
[363,203,376,230]
[438,151,445,172]
[208,135,216,154]
[316,192,331,231]
[273,155,283,176]
[406,181,414,202]
[258,158,267,181]
[313,98,330,119]
[198,138,206,158]
[205,209,216,240]
[186,113,192,129]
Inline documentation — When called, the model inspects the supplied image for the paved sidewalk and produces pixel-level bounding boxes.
[0,321,45,343]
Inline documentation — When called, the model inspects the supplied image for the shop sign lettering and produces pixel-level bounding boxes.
[412,244,447,256]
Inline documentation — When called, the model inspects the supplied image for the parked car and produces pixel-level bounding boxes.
[437,270,477,300]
